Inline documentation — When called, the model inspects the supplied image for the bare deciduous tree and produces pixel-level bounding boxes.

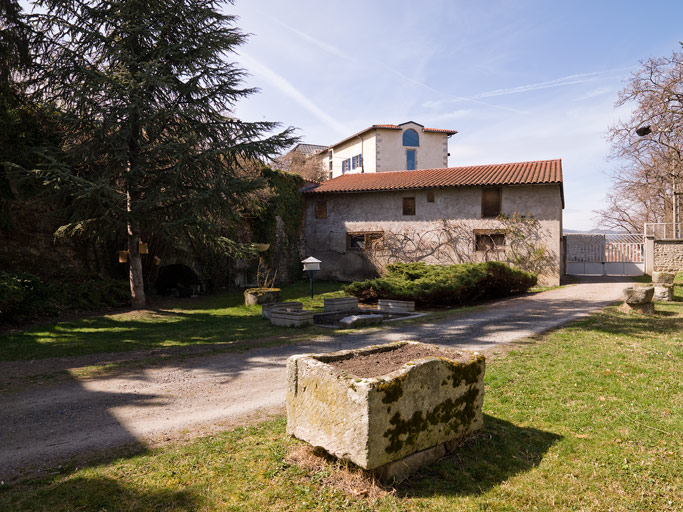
[598,49,683,233]
[274,149,327,182]
[365,215,554,278]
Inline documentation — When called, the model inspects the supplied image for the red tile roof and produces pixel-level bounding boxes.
[423,127,458,134]
[304,159,563,197]
[329,123,456,148]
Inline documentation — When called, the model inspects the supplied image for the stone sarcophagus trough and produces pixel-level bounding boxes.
[286,341,485,482]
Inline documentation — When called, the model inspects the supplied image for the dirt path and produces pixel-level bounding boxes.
[0,277,633,482]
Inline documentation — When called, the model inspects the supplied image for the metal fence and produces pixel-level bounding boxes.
[644,222,683,240]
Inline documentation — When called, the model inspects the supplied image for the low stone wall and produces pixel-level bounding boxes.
[324,297,359,312]
[653,240,683,273]
[262,302,303,319]
[378,299,415,313]
[270,309,313,327]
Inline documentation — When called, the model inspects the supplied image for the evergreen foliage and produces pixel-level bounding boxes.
[29,0,298,307]
[343,261,537,306]
[0,271,129,324]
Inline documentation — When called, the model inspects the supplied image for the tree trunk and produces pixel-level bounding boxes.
[127,185,146,308]
[127,221,146,308]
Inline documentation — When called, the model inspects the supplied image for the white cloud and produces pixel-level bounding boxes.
[238,52,350,137]
[573,87,612,102]
[474,68,632,100]
[271,18,354,63]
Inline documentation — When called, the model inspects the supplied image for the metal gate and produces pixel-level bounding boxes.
[565,234,644,276]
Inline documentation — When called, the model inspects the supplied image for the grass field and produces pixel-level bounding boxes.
[1,296,680,511]
[0,281,348,361]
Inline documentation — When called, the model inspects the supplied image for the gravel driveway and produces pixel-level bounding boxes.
[0,276,632,482]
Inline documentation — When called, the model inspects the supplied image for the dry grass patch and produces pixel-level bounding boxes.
[285,445,390,499]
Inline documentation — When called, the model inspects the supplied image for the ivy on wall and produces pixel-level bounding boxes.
[248,167,305,279]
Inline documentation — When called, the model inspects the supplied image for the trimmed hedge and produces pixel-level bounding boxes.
[0,272,130,324]
[343,261,537,307]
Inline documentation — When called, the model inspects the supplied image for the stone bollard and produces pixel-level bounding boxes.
[653,285,674,302]
[652,272,675,302]
[619,286,655,314]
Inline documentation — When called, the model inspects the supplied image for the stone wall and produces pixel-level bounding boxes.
[303,184,563,286]
[653,240,683,273]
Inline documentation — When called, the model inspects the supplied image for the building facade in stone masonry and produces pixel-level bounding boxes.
[303,159,564,286]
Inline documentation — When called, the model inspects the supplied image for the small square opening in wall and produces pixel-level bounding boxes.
[482,187,502,218]
[347,232,384,251]
[315,200,327,219]
[427,191,435,202]
[475,231,506,252]
[403,197,416,215]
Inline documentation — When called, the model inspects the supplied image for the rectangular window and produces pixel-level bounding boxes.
[351,156,356,169]
[328,160,333,171]
[346,232,384,251]
[315,200,327,219]
[481,187,502,218]
[427,191,435,202]
[406,150,416,170]
[403,197,416,216]
[474,231,506,252]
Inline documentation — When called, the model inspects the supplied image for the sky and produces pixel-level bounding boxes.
[227,0,683,231]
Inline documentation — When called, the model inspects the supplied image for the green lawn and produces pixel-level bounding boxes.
[0,281,348,361]
[1,298,680,511]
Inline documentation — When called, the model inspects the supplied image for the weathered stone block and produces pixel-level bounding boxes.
[338,314,384,328]
[261,302,303,319]
[653,285,674,302]
[244,288,281,306]
[652,271,675,285]
[323,297,358,312]
[619,302,655,315]
[286,342,485,475]
[378,299,416,313]
[270,309,313,327]
[622,286,654,305]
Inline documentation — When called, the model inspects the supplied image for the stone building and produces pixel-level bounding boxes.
[302,159,564,286]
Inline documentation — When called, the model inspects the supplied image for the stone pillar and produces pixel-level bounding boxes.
[619,286,655,314]
[645,235,655,275]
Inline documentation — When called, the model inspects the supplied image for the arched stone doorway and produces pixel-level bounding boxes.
[156,264,201,297]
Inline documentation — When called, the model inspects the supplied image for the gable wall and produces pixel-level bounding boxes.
[376,122,449,172]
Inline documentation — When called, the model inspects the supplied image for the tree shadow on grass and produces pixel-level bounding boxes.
[1,475,200,512]
[398,415,562,498]
[577,305,683,340]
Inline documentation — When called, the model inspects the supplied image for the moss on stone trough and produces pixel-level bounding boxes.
[383,385,480,454]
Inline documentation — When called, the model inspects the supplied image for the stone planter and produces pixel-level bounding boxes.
[244,288,281,306]
[654,285,674,302]
[270,309,313,327]
[286,341,485,482]
[620,286,655,314]
[262,302,303,320]
[378,299,415,313]
[323,297,358,312]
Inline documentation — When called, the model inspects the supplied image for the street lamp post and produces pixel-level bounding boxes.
[635,125,680,239]
[301,256,321,299]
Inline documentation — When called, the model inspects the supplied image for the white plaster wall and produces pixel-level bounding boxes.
[304,184,563,285]
[377,122,449,172]
[327,133,378,177]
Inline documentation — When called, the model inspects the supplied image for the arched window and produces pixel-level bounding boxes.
[402,129,419,146]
